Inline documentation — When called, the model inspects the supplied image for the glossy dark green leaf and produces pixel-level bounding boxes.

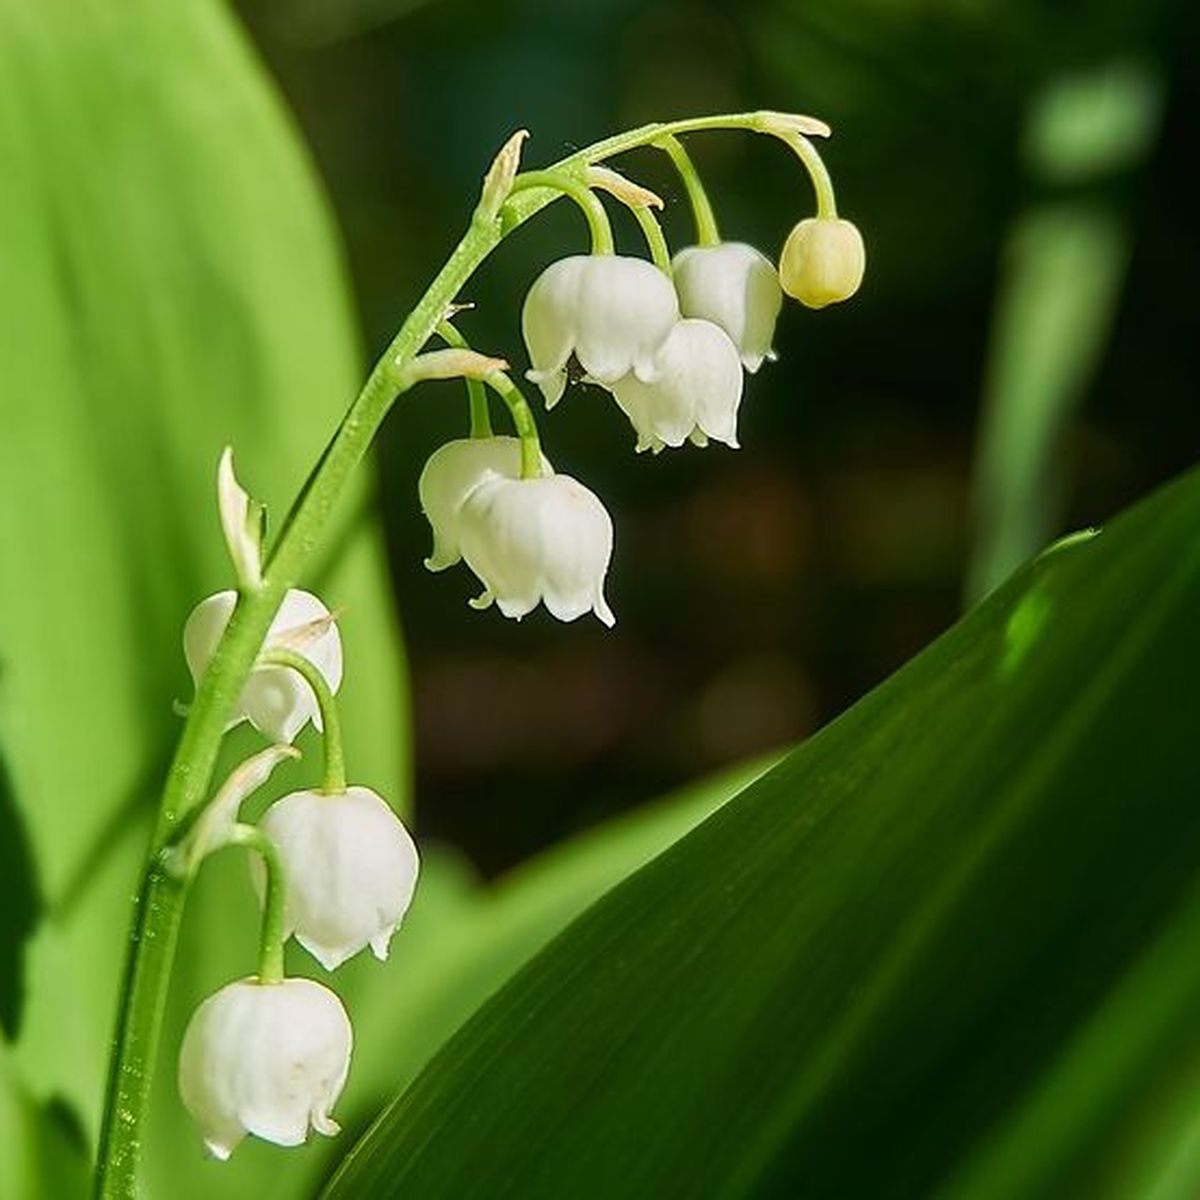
[325,464,1200,1200]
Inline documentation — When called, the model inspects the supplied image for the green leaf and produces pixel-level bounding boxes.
[0,0,407,1142]
[965,204,1128,601]
[965,60,1163,601]
[339,756,774,1118]
[0,1044,88,1200]
[323,463,1200,1200]
[0,748,40,1038]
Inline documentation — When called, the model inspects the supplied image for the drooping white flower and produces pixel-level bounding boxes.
[522,254,679,407]
[418,436,552,571]
[178,977,352,1160]
[779,217,866,308]
[458,472,615,626]
[671,243,783,373]
[183,589,343,744]
[253,786,420,971]
[611,319,744,453]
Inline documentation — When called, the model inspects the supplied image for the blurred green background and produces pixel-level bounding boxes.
[238,0,1194,874]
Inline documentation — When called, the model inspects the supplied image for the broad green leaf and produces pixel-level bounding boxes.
[339,756,774,1117]
[140,758,768,1199]
[0,0,407,1144]
[324,463,1200,1200]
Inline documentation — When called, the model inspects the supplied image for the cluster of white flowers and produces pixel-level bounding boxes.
[169,125,865,1166]
[177,569,418,1160]
[420,211,862,628]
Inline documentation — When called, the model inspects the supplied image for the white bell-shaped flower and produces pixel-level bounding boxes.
[184,589,343,744]
[671,243,783,373]
[611,319,744,453]
[458,472,615,626]
[418,436,552,572]
[178,977,352,1160]
[522,254,679,407]
[253,786,420,971]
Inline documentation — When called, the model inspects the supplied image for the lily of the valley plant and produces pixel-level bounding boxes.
[93,110,864,1197]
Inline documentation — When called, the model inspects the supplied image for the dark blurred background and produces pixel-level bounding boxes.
[236,0,1195,876]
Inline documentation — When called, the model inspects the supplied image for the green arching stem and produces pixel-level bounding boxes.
[501,110,834,228]
[226,824,287,985]
[437,320,493,437]
[656,134,720,246]
[94,107,832,1199]
[427,321,543,475]
[509,169,615,254]
[259,648,346,794]
[781,133,838,219]
[628,204,673,275]
[483,371,544,479]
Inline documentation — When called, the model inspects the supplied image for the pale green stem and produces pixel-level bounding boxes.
[226,824,288,984]
[436,320,493,437]
[467,382,492,437]
[781,132,838,218]
[94,108,832,1199]
[482,371,544,479]
[655,134,720,246]
[259,648,346,794]
[501,110,832,229]
[509,169,615,254]
[628,204,673,275]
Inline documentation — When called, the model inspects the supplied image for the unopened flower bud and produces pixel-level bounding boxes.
[184,589,343,744]
[778,217,865,308]
[418,436,552,572]
[178,977,351,1160]
[672,244,783,372]
[611,319,743,453]
[253,786,419,971]
[522,254,679,407]
[459,473,615,626]
[478,128,529,221]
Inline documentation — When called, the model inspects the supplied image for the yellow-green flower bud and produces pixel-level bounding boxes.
[778,217,865,309]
